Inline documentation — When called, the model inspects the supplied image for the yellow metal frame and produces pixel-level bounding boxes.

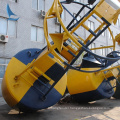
[43,0,120,71]
[2,0,120,110]
[13,0,120,78]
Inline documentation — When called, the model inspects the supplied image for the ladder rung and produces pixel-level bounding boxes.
[33,85,45,96]
[68,50,76,57]
[28,71,52,96]
[82,23,96,36]
[42,81,57,100]
[89,29,97,36]
[38,78,50,89]
[28,70,51,89]
[63,45,76,57]
[33,67,51,81]
[28,72,38,80]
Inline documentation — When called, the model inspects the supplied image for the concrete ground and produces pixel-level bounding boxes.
[0,97,120,120]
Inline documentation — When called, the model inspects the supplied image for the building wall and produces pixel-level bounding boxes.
[0,0,120,96]
[0,0,55,96]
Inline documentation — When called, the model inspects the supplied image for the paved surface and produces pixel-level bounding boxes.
[0,97,120,120]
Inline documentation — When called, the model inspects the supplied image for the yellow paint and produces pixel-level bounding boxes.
[44,0,119,67]
[113,9,120,25]
[91,46,114,51]
[49,33,64,52]
[70,11,94,35]
[2,57,36,107]
[3,0,120,109]
[60,48,74,61]
[115,33,120,45]
[29,49,67,95]
[100,65,120,73]
[2,76,18,107]
[82,23,90,31]
[32,66,67,96]
[108,27,116,51]
[94,1,116,23]
[67,68,105,95]
[84,23,105,44]
[33,51,55,73]
[30,49,67,95]
[44,0,119,97]
[104,68,119,79]
[48,0,63,17]
[94,0,120,25]
[54,74,67,96]
[49,32,69,53]
[63,32,69,41]
[2,48,67,107]
[67,67,118,95]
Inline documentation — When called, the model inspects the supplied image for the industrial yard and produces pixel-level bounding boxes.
[1,1,120,120]
[0,97,120,120]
